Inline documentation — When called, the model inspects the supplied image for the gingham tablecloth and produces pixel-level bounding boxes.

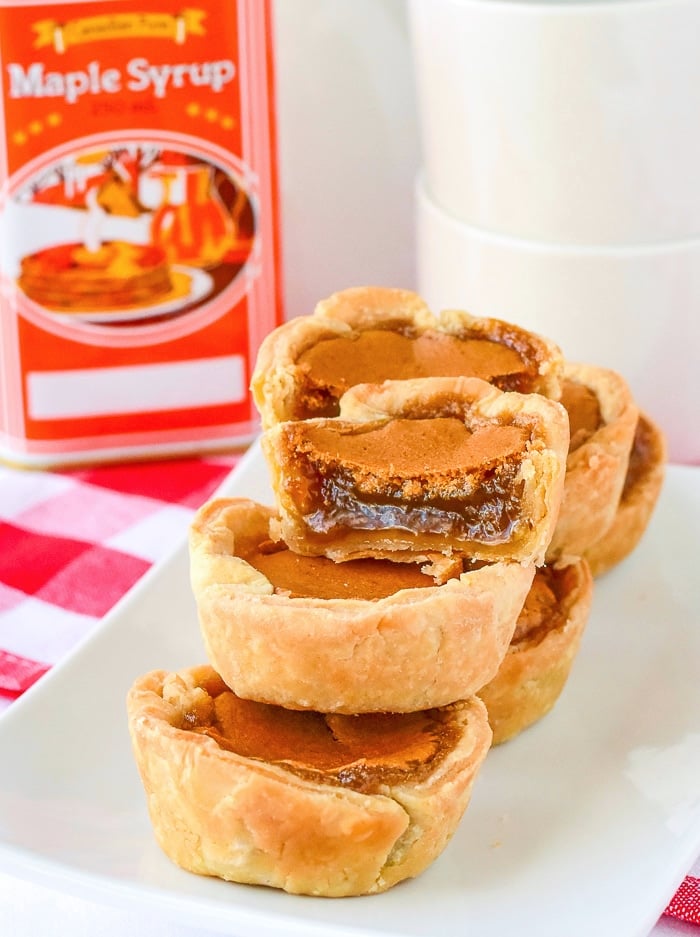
[0,455,239,710]
[0,454,697,934]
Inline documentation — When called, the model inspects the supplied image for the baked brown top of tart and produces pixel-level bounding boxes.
[180,670,461,794]
[251,286,564,427]
[247,536,465,599]
[297,329,534,410]
[263,376,569,565]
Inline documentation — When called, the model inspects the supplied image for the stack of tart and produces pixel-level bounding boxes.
[127,287,665,897]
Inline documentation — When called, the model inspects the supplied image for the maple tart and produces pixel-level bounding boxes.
[545,362,639,563]
[17,240,172,311]
[261,376,570,567]
[189,497,535,713]
[583,412,666,577]
[251,285,564,429]
[127,665,492,897]
[478,558,593,745]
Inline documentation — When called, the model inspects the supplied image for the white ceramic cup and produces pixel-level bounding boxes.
[409,0,700,245]
[416,175,700,464]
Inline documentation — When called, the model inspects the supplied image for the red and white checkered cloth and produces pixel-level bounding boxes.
[0,455,238,710]
[0,454,697,928]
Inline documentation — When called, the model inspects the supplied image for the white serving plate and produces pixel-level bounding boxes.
[0,443,699,937]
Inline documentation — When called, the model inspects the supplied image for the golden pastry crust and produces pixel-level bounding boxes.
[251,286,564,429]
[478,559,593,745]
[127,665,492,897]
[190,497,535,713]
[583,413,666,577]
[262,376,569,567]
[546,363,639,563]
[314,284,435,330]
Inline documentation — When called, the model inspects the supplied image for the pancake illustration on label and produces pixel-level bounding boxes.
[14,144,256,327]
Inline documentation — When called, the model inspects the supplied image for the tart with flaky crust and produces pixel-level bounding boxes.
[583,412,666,577]
[251,286,564,429]
[478,559,593,745]
[546,363,639,563]
[127,665,492,897]
[189,497,535,713]
[261,376,569,567]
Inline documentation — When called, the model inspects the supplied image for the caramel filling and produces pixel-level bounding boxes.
[512,566,571,646]
[243,538,451,599]
[560,379,602,452]
[296,329,536,418]
[282,416,529,544]
[183,686,459,793]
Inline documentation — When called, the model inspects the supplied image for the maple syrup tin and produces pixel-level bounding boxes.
[0,0,283,466]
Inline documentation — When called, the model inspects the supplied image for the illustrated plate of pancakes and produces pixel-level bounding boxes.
[12,143,257,328]
[18,242,215,326]
[37,258,213,325]
[0,440,699,937]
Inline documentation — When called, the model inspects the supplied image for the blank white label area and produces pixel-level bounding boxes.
[27,356,246,419]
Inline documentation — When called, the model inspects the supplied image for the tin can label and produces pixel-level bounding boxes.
[0,0,282,465]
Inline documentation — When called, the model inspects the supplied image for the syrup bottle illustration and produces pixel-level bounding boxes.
[150,159,235,268]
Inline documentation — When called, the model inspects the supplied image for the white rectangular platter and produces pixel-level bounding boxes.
[0,442,699,937]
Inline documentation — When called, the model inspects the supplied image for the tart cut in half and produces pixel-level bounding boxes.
[262,376,570,567]
[127,665,492,897]
[251,285,564,429]
[189,497,535,713]
[477,558,593,745]
[545,363,639,563]
[583,412,666,577]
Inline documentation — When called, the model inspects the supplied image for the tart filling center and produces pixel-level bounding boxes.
[280,416,529,544]
[296,330,533,417]
[244,538,453,600]
[183,687,460,793]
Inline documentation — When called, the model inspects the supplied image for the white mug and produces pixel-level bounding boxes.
[416,176,700,464]
[409,0,700,245]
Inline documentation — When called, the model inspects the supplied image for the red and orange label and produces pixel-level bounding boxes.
[0,0,283,466]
